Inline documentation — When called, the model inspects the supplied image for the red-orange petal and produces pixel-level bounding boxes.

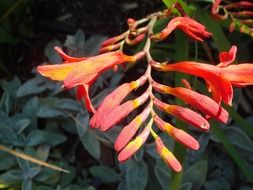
[155,137,182,172]
[98,91,150,131]
[222,64,253,86]
[114,106,151,151]
[118,126,150,162]
[152,82,228,123]
[154,61,233,105]
[54,46,87,62]
[90,74,148,129]
[153,115,199,150]
[218,45,237,67]
[154,99,210,131]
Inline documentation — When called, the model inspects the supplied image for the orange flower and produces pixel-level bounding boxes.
[114,106,151,151]
[90,74,148,128]
[154,136,182,172]
[150,17,211,42]
[91,90,150,131]
[153,115,199,150]
[152,81,229,123]
[118,120,152,162]
[152,46,253,106]
[154,98,210,131]
[37,47,145,113]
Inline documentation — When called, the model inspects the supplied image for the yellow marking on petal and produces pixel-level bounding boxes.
[37,63,77,81]
[134,115,143,125]
[132,99,140,108]
[164,123,173,134]
[126,136,143,150]
[161,147,173,160]
[130,81,138,89]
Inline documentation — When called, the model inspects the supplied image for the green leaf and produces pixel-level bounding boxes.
[17,77,48,97]
[89,166,120,183]
[83,35,107,56]
[223,126,253,153]
[36,145,50,161]
[55,98,81,112]
[75,113,89,137]
[22,178,32,190]
[126,161,148,190]
[211,122,253,183]
[183,160,208,190]
[26,130,67,147]
[44,40,62,64]
[155,160,171,190]
[80,130,100,159]
[15,119,31,134]
[0,76,21,99]
[60,166,76,187]
[37,105,65,118]
[25,167,41,179]
[64,29,85,53]
[180,183,192,190]
[7,169,23,180]
[0,122,18,144]
[204,178,230,190]
[17,157,30,172]
[0,152,16,170]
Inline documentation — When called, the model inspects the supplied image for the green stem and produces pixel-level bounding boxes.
[170,30,189,190]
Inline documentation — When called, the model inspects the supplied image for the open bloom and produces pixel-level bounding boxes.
[150,17,211,42]
[37,47,145,112]
[152,46,253,105]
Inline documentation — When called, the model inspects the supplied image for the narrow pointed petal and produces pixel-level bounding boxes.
[153,61,233,105]
[118,123,151,162]
[54,47,87,62]
[153,115,199,150]
[218,45,237,67]
[154,99,210,131]
[115,106,151,151]
[98,91,150,131]
[152,82,229,123]
[80,85,96,113]
[37,63,78,81]
[222,64,253,86]
[155,137,182,172]
[101,32,127,47]
[90,74,148,128]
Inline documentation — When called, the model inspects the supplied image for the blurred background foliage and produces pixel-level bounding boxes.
[0,0,253,190]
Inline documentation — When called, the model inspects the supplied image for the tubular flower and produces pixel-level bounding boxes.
[114,106,151,151]
[152,46,253,105]
[150,17,211,42]
[152,81,229,123]
[154,98,210,131]
[153,134,182,172]
[153,115,199,150]
[90,74,148,128]
[92,90,150,131]
[37,48,145,113]
[118,119,152,162]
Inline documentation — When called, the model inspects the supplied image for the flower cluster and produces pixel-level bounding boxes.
[37,5,253,172]
[212,0,253,35]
